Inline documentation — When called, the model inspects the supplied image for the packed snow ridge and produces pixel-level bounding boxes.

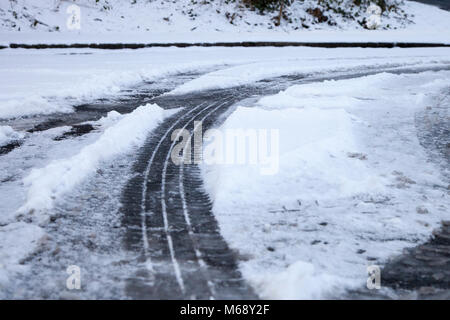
[0,102,175,288]
[17,104,174,224]
[202,71,450,299]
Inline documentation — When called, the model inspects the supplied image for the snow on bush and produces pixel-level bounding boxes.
[238,0,407,29]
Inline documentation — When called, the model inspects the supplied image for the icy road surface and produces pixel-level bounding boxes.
[0,47,449,299]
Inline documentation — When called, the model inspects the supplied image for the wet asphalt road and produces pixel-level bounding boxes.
[411,0,450,11]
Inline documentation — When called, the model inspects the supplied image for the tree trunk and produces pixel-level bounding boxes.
[276,1,284,26]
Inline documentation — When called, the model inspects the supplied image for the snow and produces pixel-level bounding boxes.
[248,261,345,300]
[2,46,448,121]
[0,0,403,33]
[203,106,381,202]
[0,1,449,44]
[201,70,450,299]
[0,44,448,297]
[0,125,23,146]
[1,125,84,226]
[0,48,229,119]
[0,102,175,287]
[170,50,450,94]
[16,103,174,224]
[0,222,46,288]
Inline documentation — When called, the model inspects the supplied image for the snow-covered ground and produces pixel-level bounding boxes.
[1,46,449,120]
[17,104,176,223]
[0,48,225,119]
[201,70,450,299]
[0,1,450,44]
[0,46,449,297]
[0,102,174,288]
[2,0,411,32]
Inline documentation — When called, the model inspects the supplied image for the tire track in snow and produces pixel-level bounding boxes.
[122,89,256,299]
[161,99,232,297]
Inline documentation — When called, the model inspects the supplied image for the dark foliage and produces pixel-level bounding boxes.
[243,0,291,13]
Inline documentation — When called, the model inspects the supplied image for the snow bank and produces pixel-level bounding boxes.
[1,1,449,46]
[202,70,450,299]
[257,71,401,110]
[1,0,449,36]
[0,125,24,146]
[203,106,380,205]
[17,103,172,224]
[203,105,380,298]
[257,71,450,111]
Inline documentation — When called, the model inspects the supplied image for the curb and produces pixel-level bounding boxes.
[3,41,450,50]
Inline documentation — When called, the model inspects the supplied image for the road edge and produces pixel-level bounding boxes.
[2,41,450,50]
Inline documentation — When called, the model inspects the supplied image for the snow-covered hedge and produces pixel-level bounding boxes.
[233,0,407,29]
